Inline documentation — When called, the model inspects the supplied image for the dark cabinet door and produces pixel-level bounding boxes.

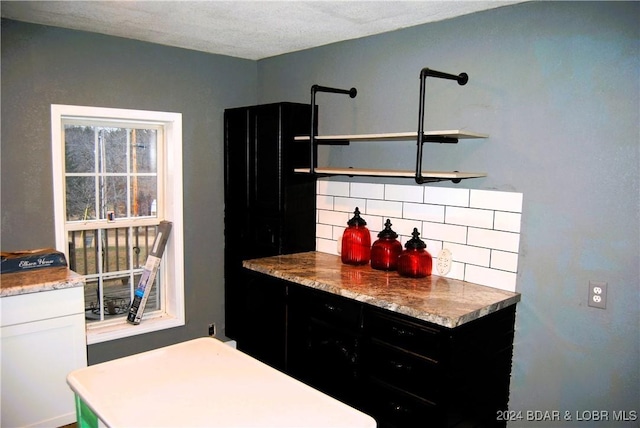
[234,270,288,371]
[224,102,315,341]
[287,286,366,409]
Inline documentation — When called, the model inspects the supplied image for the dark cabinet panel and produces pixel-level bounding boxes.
[224,102,316,342]
[233,270,288,371]
[288,286,364,406]
[241,269,517,428]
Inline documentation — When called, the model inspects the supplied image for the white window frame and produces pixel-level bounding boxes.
[51,104,185,345]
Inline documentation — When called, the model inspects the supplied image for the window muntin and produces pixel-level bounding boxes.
[64,125,159,222]
[52,105,184,344]
[63,123,162,324]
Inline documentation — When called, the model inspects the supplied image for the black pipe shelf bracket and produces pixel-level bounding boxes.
[309,84,358,174]
[415,67,469,184]
[297,68,487,184]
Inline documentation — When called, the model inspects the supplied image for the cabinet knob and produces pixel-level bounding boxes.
[323,303,341,313]
[390,360,412,372]
[391,326,415,337]
[388,401,411,415]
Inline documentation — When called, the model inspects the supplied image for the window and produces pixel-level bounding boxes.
[51,105,184,344]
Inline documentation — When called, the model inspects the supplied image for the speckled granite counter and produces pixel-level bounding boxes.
[0,267,85,297]
[243,251,521,328]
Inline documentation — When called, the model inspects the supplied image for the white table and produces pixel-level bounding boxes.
[67,337,377,427]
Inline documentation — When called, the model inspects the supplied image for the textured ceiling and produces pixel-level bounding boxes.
[1,1,524,60]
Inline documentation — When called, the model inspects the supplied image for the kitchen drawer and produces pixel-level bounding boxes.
[365,340,441,402]
[365,308,442,360]
[1,286,84,327]
[363,378,444,428]
[290,286,362,331]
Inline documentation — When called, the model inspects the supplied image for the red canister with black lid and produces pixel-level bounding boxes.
[371,219,402,271]
[397,228,432,278]
[341,207,371,265]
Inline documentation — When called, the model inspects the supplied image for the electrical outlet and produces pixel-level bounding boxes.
[436,248,452,276]
[208,323,216,336]
[588,281,607,309]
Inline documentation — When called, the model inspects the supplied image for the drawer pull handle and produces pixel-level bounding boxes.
[391,326,415,337]
[323,303,341,313]
[390,360,412,372]
[389,401,411,415]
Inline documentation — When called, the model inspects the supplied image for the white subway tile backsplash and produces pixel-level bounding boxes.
[491,250,519,273]
[423,222,468,244]
[441,260,465,281]
[470,189,523,213]
[318,180,349,197]
[494,211,522,233]
[315,179,523,292]
[445,206,494,229]
[335,197,367,213]
[350,182,384,199]
[425,240,443,254]
[384,184,424,203]
[316,195,334,211]
[467,228,520,253]
[446,243,491,267]
[332,226,344,240]
[366,199,403,219]
[465,265,517,292]
[318,209,349,227]
[403,202,445,223]
[317,237,339,255]
[384,217,421,237]
[424,187,469,207]
[316,223,333,240]
[362,214,385,234]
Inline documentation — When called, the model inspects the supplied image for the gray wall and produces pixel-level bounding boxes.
[2,0,638,424]
[1,19,257,363]
[257,1,639,426]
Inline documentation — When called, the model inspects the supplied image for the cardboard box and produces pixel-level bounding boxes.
[127,221,172,325]
[1,248,67,274]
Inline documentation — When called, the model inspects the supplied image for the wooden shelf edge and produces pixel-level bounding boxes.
[294,130,488,142]
[293,167,487,179]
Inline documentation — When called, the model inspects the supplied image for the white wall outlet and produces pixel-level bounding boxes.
[436,248,452,276]
[588,281,607,309]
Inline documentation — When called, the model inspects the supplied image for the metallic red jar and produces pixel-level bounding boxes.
[371,219,402,271]
[397,228,432,278]
[341,207,371,265]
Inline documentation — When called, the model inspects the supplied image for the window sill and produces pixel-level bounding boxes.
[86,314,185,345]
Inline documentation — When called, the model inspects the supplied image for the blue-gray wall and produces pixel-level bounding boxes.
[1,19,257,363]
[257,2,639,425]
[2,1,638,424]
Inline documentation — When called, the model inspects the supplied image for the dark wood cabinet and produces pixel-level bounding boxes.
[361,306,516,428]
[288,286,365,406]
[236,269,288,370]
[243,268,517,428]
[224,102,316,349]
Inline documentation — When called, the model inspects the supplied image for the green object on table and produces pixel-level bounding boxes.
[75,394,98,428]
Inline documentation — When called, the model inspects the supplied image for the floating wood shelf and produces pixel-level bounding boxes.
[294,130,488,143]
[300,68,488,184]
[293,166,487,182]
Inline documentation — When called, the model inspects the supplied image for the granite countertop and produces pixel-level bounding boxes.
[0,267,85,297]
[243,251,521,328]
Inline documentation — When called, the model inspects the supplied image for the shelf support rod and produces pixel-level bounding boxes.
[310,85,357,174]
[415,68,468,184]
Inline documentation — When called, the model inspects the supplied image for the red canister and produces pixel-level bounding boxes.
[397,228,432,278]
[341,207,371,265]
[371,219,402,271]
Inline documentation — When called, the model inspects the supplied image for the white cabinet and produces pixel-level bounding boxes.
[1,285,87,428]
